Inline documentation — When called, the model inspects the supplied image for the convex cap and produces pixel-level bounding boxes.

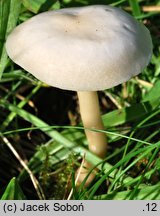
[6,5,152,91]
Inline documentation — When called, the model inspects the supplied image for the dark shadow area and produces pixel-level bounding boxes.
[33,87,77,126]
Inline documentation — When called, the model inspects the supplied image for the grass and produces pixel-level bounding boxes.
[0,0,160,200]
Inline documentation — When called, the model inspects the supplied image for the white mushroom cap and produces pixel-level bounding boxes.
[6,5,152,91]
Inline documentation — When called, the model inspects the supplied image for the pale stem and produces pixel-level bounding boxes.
[76,91,107,187]
[77,91,107,158]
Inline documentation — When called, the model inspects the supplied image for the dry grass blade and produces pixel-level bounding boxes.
[0,133,45,200]
[124,5,160,12]
[104,92,122,109]
[67,154,86,200]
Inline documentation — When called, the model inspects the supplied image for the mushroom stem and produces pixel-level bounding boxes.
[77,91,107,158]
[76,91,107,186]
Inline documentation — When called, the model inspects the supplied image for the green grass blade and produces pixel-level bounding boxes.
[95,182,160,200]
[0,0,21,78]
[128,0,141,17]
[102,97,159,127]
[143,80,160,102]
[128,146,160,200]
[1,83,41,130]
[23,0,46,13]
[1,177,26,200]
[0,0,10,58]
[87,142,160,199]
[111,0,127,6]
[22,0,57,13]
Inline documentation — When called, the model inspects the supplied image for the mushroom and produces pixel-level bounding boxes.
[5,5,152,187]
